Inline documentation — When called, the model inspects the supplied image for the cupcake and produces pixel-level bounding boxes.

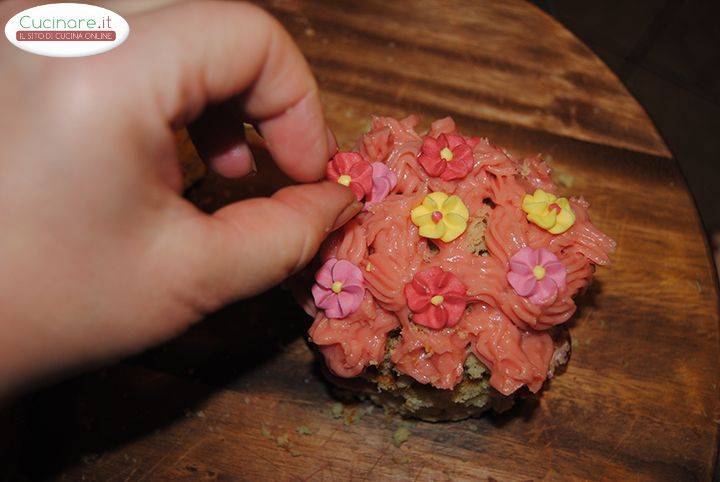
[304,115,615,421]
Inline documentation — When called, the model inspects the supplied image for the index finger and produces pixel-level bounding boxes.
[118,0,333,182]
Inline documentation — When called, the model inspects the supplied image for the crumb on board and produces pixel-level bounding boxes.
[391,455,412,464]
[330,402,344,419]
[261,424,272,439]
[263,429,303,458]
[243,397,250,404]
[392,427,412,447]
[554,171,575,188]
[297,426,313,436]
[343,408,356,426]
[276,433,290,448]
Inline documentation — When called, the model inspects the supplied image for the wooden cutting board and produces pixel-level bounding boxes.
[7,1,718,480]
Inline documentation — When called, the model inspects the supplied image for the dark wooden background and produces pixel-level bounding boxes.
[4,1,718,480]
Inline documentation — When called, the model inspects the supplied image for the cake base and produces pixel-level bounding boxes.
[316,327,571,422]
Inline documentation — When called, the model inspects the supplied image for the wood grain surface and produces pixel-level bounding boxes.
[264,0,670,158]
[5,1,718,481]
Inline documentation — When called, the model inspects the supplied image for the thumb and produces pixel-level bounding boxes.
[169,182,360,313]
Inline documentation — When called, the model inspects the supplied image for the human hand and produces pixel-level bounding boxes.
[0,0,360,397]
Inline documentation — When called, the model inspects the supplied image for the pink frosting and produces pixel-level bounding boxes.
[326,152,373,201]
[507,247,566,306]
[404,267,468,329]
[311,258,365,319]
[308,116,615,395]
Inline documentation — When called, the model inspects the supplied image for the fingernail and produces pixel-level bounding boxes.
[332,201,362,231]
[325,125,338,155]
[249,149,258,175]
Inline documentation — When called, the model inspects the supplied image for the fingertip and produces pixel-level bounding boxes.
[210,142,256,178]
[331,199,362,231]
[188,103,257,179]
[272,180,357,219]
[258,91,332,183]
[195,181,361,302]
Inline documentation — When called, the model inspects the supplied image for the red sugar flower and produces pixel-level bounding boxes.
[404,266,468,330]
[417,134,474,181]
[326,152,373,201]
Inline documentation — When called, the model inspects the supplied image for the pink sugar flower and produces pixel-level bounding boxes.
[326,152,373,201]
[365,162,398,206]
[404,266,468,330]
[417,133,474,181]
[507,247,566,306]
[312,258,365,319]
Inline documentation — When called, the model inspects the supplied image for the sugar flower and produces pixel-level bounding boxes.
[366,162,398,206]
[312,258,365,319]
[326,152,373,201]
[521,189,575,234]
[405,267,468,329]
[410,192,469,242]
[417,134,474,181]
[507,247,566,306]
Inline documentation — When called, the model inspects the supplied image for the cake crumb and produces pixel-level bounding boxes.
[343,408,357,426]
[519,160,531,177]
[243,397,250,404]
[330,402,344,419]
[464,353,487,379]
[554,171,575,188]
[276,433,290,448]
[392,427,411,447]
[261,424,271,439]
[465,218,488,256]
[296,426,313,436]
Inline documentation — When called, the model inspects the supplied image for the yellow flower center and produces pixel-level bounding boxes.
[337,174,352,187]
[331,281,343,293]
[430,295,445,306]
[440,147,454,162]
[532,265,546,280]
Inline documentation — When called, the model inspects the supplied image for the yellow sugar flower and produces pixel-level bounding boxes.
[521,189,575,234]
[411,192,469,242]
